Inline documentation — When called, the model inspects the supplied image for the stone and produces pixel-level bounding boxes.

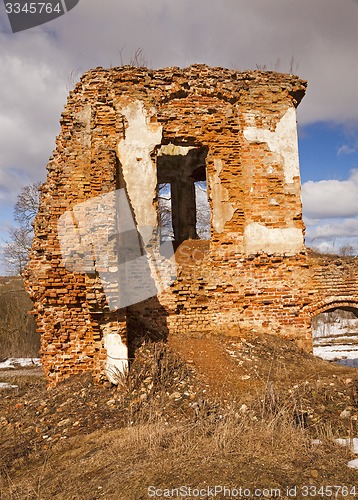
[340,409,351,419]
[239,404,248,414]
[169,392,181,400]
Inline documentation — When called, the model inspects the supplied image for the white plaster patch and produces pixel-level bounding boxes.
[243,108,300,184]
[209,159,235,233]
[103,332,128,384]
[244,222,304,255]
[157,143,195,157]
[117,100,162,245]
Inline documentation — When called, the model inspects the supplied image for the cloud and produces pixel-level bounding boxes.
[307,238,358,255]
[2,0,357,122]
[336,127,358,157]
[337,144,357,156]
[301,170,358,219]
[2,0,358,259]
[304,217,358,255]
[0,30,70,205]
[49,0,358,124]
[305,218,358,239]
[302,170,358,253]
[1,0,358,206]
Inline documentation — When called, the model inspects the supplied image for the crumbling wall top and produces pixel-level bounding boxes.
[68,64,307,108]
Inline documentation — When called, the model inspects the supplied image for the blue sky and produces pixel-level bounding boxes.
[298,122,358,253]
[299,123,358,184]
[1,0,358,273]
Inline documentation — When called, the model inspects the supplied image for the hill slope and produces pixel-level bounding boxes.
[1,333,358,499]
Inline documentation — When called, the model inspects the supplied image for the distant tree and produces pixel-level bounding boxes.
[195,181,210,239]
[157,181,210,241]
[158,183,173,240]
[14,182,41,232]
[3,227,33,275]
[339,245,355,257]
[2,182,41,275]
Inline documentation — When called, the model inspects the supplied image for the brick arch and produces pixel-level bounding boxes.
[308,297,358,319]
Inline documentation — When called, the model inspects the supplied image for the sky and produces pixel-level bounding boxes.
[1,0,358,273]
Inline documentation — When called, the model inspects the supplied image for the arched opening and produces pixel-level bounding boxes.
[312,305,358,367]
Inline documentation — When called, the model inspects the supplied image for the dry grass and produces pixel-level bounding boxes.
[1,339,358,499]
[0,277,39,358]
[1,384,356,500]
[114,341,190,394]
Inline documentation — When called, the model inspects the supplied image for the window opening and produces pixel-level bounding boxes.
[156,145,209,245]
[195,180,210,240]
[158,182,174,241]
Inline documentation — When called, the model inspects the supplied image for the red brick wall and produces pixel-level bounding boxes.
[23,65,358,385]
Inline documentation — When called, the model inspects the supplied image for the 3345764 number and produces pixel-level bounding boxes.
[301,485,357,497]
[5,3,62,14]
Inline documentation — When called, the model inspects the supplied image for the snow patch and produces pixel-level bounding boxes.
[313,345,358,367]
[348,459,358,469]
[0,358,41,369]
[0,382,18,390]
[336,438,358,454]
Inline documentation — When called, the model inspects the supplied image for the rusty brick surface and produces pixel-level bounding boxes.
[23,65,358,386]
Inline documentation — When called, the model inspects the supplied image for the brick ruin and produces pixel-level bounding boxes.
[24,65,358,385]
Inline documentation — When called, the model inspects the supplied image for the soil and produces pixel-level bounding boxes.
[1,334,358,499]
